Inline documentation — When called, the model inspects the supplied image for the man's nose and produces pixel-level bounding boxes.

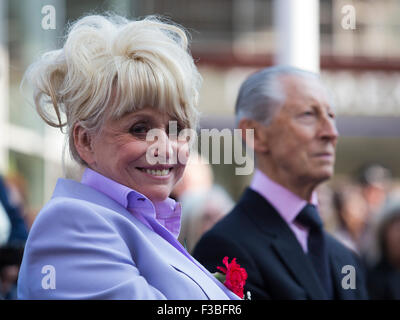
[319,116,339,142]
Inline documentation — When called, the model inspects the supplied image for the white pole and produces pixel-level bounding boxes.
[22,0,66,203]
[274,0,320,73]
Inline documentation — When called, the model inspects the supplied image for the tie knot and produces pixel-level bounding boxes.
[296,204,323,230]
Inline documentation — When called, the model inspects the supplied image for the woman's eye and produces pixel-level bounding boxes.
[176,123,186,133]
[129,124,150,135]
[167,122,186,136]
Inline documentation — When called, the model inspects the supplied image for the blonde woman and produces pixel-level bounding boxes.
[17,14,238,300]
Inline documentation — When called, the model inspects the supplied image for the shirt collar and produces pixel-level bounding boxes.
[81,167,181,238]
[250,169,318,224]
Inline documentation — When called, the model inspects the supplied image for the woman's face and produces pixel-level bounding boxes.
[86,107,189,202]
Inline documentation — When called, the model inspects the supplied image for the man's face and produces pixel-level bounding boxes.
[261,75,338,187]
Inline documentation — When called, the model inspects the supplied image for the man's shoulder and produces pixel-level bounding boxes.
[202,188,282,241]
[204,203,250,237]
[36,196,109,222]
[325,232,351,252]
[198,204,273,253]
[325,232,362,264]
[192,200,266,275]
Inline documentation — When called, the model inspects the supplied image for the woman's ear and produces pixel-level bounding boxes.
[238,118,269,154]
[73,123,96,166]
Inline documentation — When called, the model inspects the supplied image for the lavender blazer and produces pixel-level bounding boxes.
[17,178,239,300]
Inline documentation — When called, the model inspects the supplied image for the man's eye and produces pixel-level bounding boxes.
[302,111,315,117]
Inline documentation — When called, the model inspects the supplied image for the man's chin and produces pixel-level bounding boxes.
[313,168,334,183]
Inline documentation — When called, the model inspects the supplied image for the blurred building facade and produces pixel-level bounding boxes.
[1,0,400,209]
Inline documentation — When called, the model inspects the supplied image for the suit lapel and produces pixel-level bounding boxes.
[328,243,354,299]
[271,237,327,299]
[239,188,328,299]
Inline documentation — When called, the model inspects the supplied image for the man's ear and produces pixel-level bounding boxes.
[238,118,269,154]
[73,123,96,166]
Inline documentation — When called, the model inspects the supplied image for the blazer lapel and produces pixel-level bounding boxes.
[239,188,328,300]
[190,257,241,300]
[141,223,236,300]
[115,203,236,300]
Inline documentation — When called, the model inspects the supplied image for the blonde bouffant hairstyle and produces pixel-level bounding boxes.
[23,14,202,165]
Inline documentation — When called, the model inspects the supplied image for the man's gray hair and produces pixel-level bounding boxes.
[235,65,320,126]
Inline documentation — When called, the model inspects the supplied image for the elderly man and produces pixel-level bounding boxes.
[193,66,368,299]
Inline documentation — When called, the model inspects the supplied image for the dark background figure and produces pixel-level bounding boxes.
[0,175,28,299]
[0,176,28,246]
[356,163,393,262]
[367,198,400,299]
[358,163,392,221]
[332,182,369,255]
[0,246,24,300]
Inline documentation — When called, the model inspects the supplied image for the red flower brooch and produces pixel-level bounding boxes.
[215,256,248,299]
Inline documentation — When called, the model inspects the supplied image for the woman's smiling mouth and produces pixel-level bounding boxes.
[136,167,174,177]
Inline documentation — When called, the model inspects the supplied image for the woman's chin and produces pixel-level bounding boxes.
[141,188,171,202]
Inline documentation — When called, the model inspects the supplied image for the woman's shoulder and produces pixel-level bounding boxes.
[28,196,112,240]
[24,192,140,264]
[29,189,144,243]
[38,192,103,218]
[36,178,123,221]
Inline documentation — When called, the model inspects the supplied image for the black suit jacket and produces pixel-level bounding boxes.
[193,188,369,300]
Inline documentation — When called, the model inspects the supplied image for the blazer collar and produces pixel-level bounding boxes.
[238,188,328,299]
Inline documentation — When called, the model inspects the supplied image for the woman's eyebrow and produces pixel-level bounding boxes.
[121,111,182,127]
[123,113,155,123]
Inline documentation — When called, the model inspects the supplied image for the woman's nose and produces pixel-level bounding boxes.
[154,131,175,162]
[146,129,177,165]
